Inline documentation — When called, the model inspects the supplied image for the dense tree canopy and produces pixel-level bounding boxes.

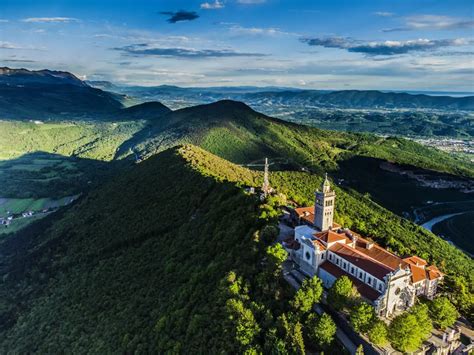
[291,276,323,314]
[328,276,355,310]
[350,302,376,333]
[429,297,459,330]
[367,320,388,347]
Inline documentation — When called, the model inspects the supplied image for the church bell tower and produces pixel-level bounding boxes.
[314,173,336,231]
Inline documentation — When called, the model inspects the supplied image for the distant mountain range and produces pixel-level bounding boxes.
[1,68,473,139]
[87,81,474,111]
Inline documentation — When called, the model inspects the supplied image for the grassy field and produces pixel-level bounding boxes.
[0,196,75,215]
[0,214,46,235]
[0,120,144,161]
[0,119,140,198]
[432,212,474,255]
[0,196,77,235]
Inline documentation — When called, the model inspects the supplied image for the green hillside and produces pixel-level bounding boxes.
[0,120,145,161]
[130,100,474,178]
[0,145,472,353]
[0,146,266,352]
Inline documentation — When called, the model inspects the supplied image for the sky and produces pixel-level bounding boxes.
[1,0,473,91]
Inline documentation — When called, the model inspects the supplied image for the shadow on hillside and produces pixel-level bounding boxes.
[0,151,131,199]
[336,155,473,215]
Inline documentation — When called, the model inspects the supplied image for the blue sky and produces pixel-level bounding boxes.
[1,0,473,91]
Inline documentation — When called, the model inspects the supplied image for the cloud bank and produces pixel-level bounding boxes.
[114,43,266,58]
[21,17,79,23]
[383,15,474,32]
[300,36,469,55]
[201,1,224,9]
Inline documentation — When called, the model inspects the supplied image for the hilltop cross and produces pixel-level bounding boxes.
[262,157,270,197]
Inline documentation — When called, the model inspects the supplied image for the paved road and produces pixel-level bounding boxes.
[421,212,465,231]
[277,220,294,242]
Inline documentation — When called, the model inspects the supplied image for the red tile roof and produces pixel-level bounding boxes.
[403,256,428,267]
[294,206,314,225]
[330,243,393,280]
[319,261,381,302]
[426,265,443,280]
[353,236,405,271]
[294,206,341,230]
[408,264,427,284]
[316,230,349,244]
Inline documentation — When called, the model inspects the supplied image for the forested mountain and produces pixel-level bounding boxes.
[244,89,474,110]
[118,101,172,120]
[0,146,268,352]
[122,100,473,178]
[0,67,124,120]
[0,145,472,352]
[101,84,474,138]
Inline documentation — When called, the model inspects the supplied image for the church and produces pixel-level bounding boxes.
[285,175,443,318]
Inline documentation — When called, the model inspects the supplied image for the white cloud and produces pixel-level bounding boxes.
[374,12,394,17]
[237,0,266,4]
[0,19,9,23]
[201,0,224,9]
[0,41,19,49]
[229,25,292,36]
[21,17,80,23]
[406,15,474,30]
[383,15,474,32]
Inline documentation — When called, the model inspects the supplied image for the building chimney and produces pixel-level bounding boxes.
[352,235,358,248]
[366,242,374,250]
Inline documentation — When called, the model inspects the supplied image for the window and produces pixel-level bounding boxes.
[305,251,311,260]
[329,254,332,260]
[359,272,363,279]
[351,267,355,274]
[378,284,383,292]
[343,262,347,269]
[322,253,325,260]
[367,277,372,285]
[336,258,339,265]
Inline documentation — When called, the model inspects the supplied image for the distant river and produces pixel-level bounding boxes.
[421,212,465,232]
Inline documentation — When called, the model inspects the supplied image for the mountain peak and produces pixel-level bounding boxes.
[120,101,172,119]
[184,99,258,115]
[0,67,86,87]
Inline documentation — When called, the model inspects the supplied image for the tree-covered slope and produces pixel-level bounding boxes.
[0,68,124,120]
[0,146,265,353]
[0,145,472,353]
[130,100,473,178]
[177,146,474,317]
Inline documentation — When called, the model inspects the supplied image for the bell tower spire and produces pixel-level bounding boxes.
[314,173,336,231]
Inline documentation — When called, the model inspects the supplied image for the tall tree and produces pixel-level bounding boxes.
[291,276,323,314]
[350,302,376,333]
[328,276,354,310]
[278,313,305,355]
[226,299,260,350]
[266,243,287,271]
[429,297,459,330]
[410,303,432,339]
[389,313,423,352]
[367,320,388,346]
[306,313,337,349]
